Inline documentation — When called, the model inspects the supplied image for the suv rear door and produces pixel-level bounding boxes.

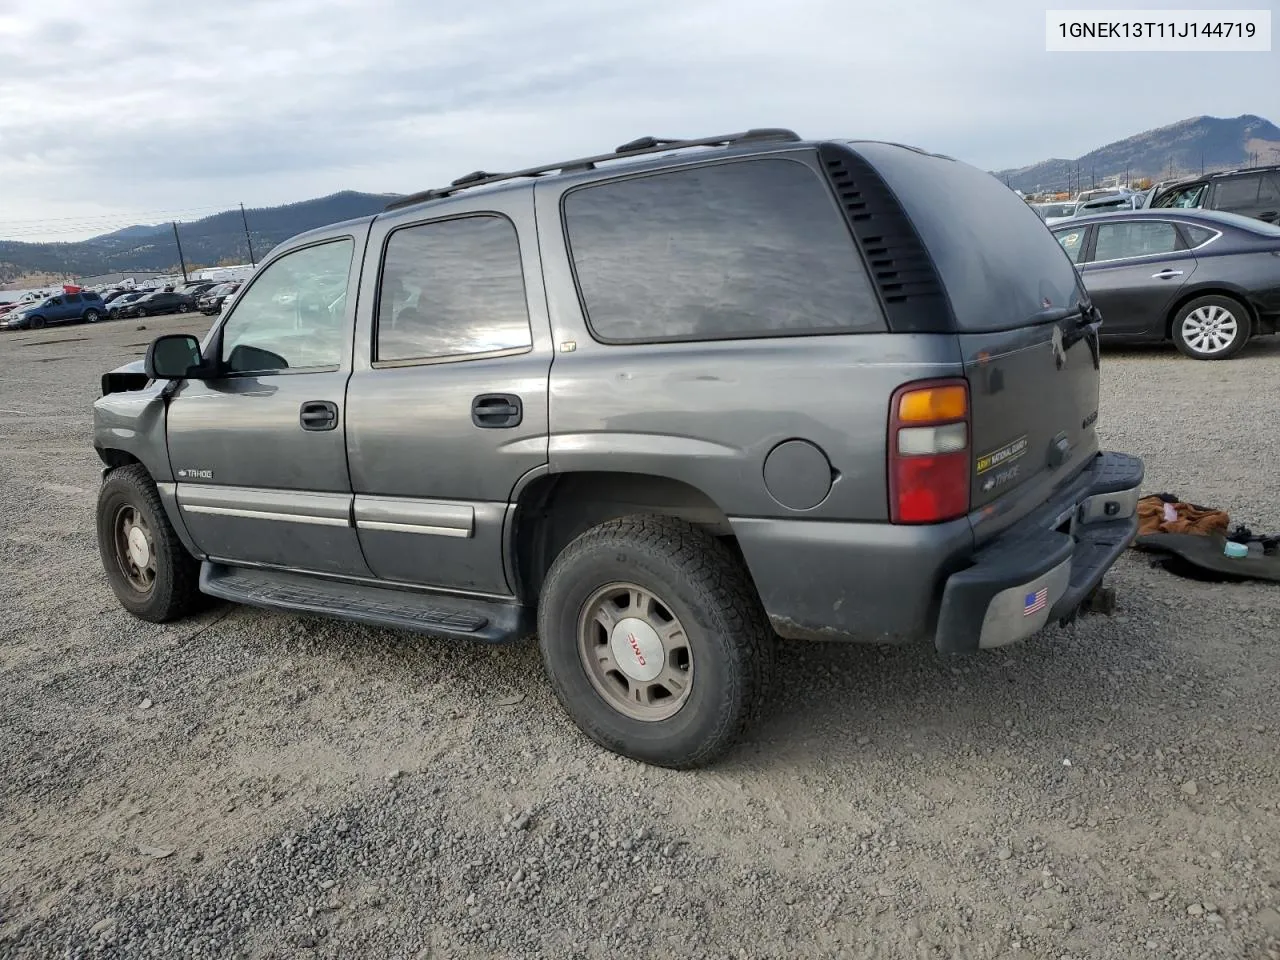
[343,187,552,596]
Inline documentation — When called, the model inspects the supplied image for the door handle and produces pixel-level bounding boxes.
[299,400,338,431]
[1151,269,1184,278]
[472,393,522,428]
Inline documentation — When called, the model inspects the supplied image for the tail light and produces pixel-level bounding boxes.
[888,378,970,524]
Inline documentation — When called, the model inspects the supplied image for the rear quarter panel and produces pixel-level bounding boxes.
[532,148,965,523]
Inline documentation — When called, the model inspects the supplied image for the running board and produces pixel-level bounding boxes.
[199,563,532,643]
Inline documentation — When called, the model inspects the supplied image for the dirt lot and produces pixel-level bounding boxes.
[2,316,1279,960]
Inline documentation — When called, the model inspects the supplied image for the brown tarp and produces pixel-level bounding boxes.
[1136,495,1230,538]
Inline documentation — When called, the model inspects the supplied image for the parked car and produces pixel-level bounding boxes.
[1150,165,1280,224]
[92,128,1143,768]
[174,281,219,298]
[116,291,197,318]
[1051,208,1280,359]
[196,282,242,315]
[106,293,149,319]
[1034,201,1079,225]
[4,291,108,329]
[103,289,137,304]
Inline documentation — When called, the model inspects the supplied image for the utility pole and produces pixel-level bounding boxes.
[239,203,256,266]
[1168,156,1174,179]
[1200,152,1204,175]
[171,222,188,282]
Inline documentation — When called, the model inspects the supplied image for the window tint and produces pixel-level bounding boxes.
[564,158,883,343]
[1053,228,1087,264]
[1182,224,1217,247]
[1093,221,1180,261]
[220,238,353,373]
[376,215,531,362]
[1214,174,1261,211]
[65,293,82,304]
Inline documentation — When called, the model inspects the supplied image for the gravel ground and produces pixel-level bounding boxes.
[1,317,1279,960]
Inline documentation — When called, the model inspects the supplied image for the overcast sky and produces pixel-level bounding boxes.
[0,0,1275,241]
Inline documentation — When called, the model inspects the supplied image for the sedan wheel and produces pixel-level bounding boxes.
[1172,295,1250,360]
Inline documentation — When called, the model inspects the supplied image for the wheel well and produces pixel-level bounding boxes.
[98,448,143,471]
[1166,289,1255,340]
[511,472,736,604]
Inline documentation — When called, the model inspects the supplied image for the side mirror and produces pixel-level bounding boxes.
[144,334,205,380]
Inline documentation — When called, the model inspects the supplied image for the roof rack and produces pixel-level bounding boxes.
[383,128,802,211]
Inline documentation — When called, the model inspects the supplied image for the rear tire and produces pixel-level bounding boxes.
[84,309,101,323]
[537,515,774,769]
[1172,294,1250,360]
[96,464,205,623]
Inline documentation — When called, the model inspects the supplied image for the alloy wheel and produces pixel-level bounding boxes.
[577,582,694,722]
[1180,304,1239,355]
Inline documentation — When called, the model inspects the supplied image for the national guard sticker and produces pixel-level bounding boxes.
[976,434,1029,475]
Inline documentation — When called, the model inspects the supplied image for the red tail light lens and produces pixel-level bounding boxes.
[888,378,971,524]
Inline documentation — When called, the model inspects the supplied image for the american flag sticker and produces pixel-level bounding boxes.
[1023,587,1048,617]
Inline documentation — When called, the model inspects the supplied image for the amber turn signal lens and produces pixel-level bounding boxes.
[897,385,968,423]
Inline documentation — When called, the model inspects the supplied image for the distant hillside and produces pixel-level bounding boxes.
[0,191,400,284]
[995,114,1280,194]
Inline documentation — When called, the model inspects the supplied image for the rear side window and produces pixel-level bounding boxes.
[65,293,82,304]
[1094,222,1182,261]
[563,158,883,343]
[1213,174,1261,211]
[1182,224,1217,247]
[376,215,532,363]
[1257,173,1280,206]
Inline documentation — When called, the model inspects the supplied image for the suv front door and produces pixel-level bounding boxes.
[344,193,552,596]
[165,232,374,577]
[1077,219,1197,339]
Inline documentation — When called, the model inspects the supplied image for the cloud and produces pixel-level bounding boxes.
[0,0,1275,239]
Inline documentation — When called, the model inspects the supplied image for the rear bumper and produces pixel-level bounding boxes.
[934,451,1143,652]
[731,451,1143,649]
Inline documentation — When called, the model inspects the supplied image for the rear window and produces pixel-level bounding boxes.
[849,142,1086,331]
[563,157,884,344]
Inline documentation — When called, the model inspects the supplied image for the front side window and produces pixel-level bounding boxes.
[1213,174,1262,211]
[220,238,353,373]
[1155,184,1207,209]
[1053,228,1087,264]
[563,158,883,343]
[1093,221,1180,262]
[376,215,532,363]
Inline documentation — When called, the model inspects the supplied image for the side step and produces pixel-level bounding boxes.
[199,563,533,643]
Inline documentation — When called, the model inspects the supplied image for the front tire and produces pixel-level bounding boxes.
[96,464,204,622]
[1172,294,1251,360]
[537,515,774,769]
[29,315,45,329]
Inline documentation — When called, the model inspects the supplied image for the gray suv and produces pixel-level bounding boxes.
[92,129,1144,768]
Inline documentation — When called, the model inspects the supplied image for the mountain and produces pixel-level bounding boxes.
[0,191,401,286]
[995,114,1280,195]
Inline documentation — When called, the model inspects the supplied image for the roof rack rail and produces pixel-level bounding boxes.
[384,128,802,211]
